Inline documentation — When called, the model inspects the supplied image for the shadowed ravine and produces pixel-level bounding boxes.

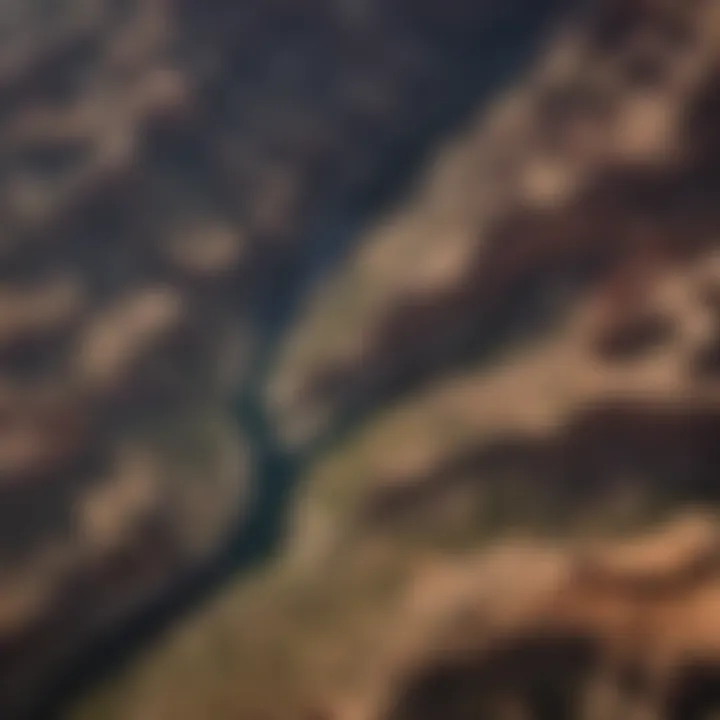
[19,6,578,718]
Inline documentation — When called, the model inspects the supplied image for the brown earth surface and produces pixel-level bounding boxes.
[5,1,720,719]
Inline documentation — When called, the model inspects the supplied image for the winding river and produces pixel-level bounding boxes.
[29,5,575,717]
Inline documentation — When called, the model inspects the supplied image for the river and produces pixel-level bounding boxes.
[29,4,575,717]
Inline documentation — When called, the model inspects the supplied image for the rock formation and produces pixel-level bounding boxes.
[7,0,720,719]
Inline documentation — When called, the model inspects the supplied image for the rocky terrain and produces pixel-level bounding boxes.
[382,513,720,720]
[5,0,720,719]
[0,0,575,717]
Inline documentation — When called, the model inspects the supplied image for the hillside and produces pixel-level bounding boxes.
[0,0,573,717]
[5,0,720,719]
